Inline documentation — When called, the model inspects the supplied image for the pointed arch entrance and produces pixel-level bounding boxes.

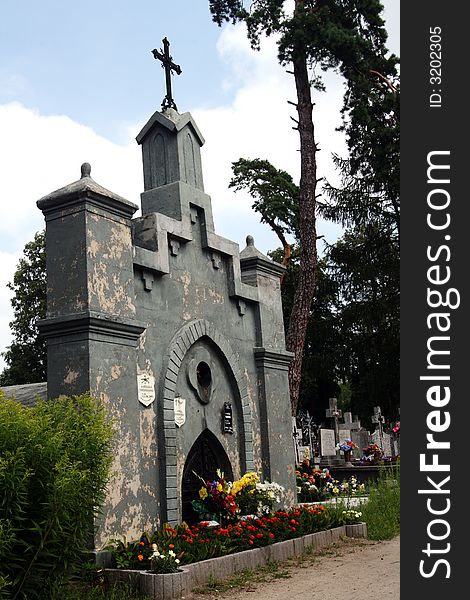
[181,429,233,524]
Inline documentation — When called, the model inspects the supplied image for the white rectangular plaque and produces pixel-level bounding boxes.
[137,373,156,407]
[320,429,336,456]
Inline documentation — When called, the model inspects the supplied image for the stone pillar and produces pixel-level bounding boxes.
[37,163,147,547]
[240,237,297,506]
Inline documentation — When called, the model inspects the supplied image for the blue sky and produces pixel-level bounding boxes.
[0,1,399,369]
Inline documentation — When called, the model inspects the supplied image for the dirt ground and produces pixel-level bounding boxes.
[192,535,400,600]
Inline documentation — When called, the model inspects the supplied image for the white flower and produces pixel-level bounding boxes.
[175,558,180,564]
[169,550,176,558]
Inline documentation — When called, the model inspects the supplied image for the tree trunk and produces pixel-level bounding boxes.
[286,1,318,415]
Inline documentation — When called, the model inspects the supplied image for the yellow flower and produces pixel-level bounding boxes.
[217,483,223,492]
[199,487,208,500]
[231,480,243,496]
[232,472,260,495]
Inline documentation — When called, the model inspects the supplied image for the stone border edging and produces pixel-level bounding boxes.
[106,522,367,599]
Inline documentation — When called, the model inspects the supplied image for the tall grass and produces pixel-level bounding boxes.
[61,582,149,600]
[361,465,400,540]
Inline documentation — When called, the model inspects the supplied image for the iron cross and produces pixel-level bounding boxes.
[152,37,182,111]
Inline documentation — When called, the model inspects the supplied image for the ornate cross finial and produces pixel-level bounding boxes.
[152,37,182,111]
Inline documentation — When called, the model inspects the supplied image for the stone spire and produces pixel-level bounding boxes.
[136,108,206,220]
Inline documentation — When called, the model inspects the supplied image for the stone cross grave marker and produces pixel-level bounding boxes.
[339,412,361,431]
[297,410,317,462]
[340,412,362,457]
[325,398,342,445]
[292,416,302,464]
[371,406,385,449]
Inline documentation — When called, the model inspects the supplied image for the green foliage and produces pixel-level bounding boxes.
[360,466,400,540]
[0,231,46,386]
[230,158,300,243]
[326,225,399,421]
[0,391,114,599]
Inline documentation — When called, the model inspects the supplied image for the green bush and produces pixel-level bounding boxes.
[360,465,400,540]
[0,391,114,599]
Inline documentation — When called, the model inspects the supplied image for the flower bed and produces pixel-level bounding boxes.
[106,505,340,569]
[105,472,366,599]
[106,522,368,600]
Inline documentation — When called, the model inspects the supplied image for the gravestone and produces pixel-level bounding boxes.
[319,428,343,468]
[35,65,296,547]
[325,398,342,444]
[320,429,336,457]
[296,410,317,463]
[371,430,381,447]
[339,412,363,458]
[371,405,385,448]
[339,412,361,432]
[393,438,400,457]
[292,417,302,464]
[382,432,392,456]
[352,430,370,457]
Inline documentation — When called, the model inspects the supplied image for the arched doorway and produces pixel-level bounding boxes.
[181,429,233,524]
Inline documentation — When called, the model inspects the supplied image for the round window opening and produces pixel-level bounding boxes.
[196,361,212,390]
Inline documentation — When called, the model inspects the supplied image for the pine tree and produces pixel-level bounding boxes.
[208,0,398,414]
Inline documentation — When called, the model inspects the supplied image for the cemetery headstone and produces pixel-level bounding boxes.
[357,430,371,455]
[382,432,392,457]
[338,429,352,445]
[371,430,381,447]
[351,430,366,458]
[371,405,385,449]
[320,429,337,457]
[292,416,302,464]
[325,398,342,444]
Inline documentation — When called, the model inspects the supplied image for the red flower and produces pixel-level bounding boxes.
[137,554,144,561]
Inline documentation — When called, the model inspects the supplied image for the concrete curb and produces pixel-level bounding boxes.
[106,522,368,599]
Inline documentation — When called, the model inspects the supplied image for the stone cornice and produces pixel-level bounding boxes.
[253,347,294,371]
[38,311,146,346]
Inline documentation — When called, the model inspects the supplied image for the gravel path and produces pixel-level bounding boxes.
[192,535,400,600]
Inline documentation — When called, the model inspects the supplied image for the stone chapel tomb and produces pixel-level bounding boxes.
[36,105,296,548]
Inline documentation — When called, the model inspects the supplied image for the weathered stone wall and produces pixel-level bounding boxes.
[37,110,296,549]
